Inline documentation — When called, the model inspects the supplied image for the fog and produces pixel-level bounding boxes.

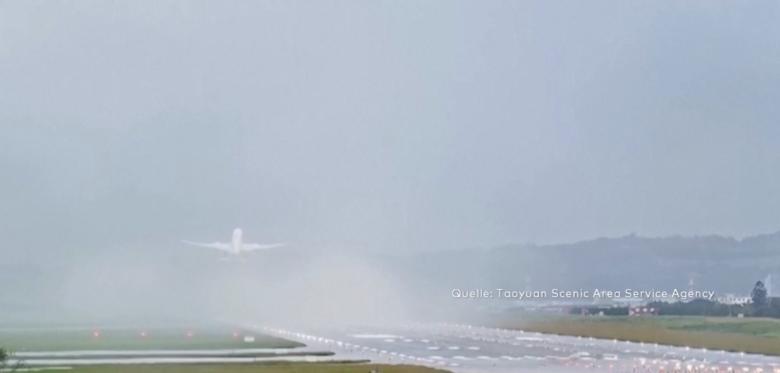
[1,1,779,326]
[55,246,419,327]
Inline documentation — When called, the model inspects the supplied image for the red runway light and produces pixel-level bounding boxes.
[92,330,100,338]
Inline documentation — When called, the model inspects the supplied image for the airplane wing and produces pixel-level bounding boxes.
[181,240,232,252]
[242,242,286,252]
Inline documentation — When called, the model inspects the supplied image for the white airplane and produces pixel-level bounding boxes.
[182,228,285,258]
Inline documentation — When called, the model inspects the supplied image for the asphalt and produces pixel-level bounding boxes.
[16,347,339,366]
[260,323,780,373]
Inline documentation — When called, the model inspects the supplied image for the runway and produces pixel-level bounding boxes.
[259,323,780,373]
[15,348,338,366]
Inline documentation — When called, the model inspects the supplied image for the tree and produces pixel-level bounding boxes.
[752,280,768,307]
[0,348,23,372]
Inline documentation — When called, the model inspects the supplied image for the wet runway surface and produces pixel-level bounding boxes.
[260,323,780,373]
[17,348,336,366]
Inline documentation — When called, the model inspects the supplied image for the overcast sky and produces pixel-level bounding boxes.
[2,1,779,256]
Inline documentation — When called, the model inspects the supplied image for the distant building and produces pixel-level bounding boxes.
[629,306,659,316]
[715,293,751,305]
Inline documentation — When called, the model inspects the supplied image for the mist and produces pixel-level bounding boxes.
[7,242,466,328]
[2,1,780,327]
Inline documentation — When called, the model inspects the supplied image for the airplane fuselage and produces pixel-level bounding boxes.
[231,228,243,254]
[182,228,284,258]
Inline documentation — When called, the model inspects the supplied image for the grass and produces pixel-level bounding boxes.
[497,314,780,356]
[0,327,302,351]
[46,362,450,373]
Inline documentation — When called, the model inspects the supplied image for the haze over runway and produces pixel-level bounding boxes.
[3,3,780,373]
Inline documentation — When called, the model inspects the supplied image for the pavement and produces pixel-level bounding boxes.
[16,347,337,366]
[259,323,780,373]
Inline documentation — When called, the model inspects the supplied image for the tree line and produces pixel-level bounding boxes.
[570,280,780,318]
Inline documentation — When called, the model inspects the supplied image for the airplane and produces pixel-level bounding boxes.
[182,228,285,258]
